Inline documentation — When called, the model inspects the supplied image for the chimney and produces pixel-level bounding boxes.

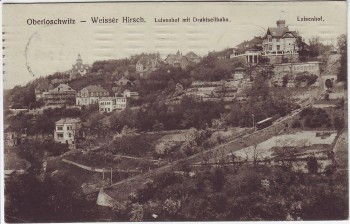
[276,20,286,28]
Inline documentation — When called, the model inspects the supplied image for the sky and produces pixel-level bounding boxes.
[2,1,347,89]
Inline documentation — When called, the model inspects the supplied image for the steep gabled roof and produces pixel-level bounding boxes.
[266,27,289,38]
[55,118,81,124]
[50,84,76,92]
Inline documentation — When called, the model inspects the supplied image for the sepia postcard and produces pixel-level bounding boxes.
[1,0,348,222]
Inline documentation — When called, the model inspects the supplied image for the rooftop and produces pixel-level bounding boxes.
[80,85,108,93]
[55,118,81,124]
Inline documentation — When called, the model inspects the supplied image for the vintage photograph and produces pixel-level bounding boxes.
[2,1,348,222]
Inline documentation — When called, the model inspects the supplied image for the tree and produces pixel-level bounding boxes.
[306,155,318,174]
[211,168,225,192]
[325,93,330,101]
[5,174,97,222]
[333,116,344,130]
[282,75,289,87]
[308,36,331,58]
[325,79,333,89]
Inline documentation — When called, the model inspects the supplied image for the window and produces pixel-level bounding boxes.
[57,126,63,131]
[269,45,272,50]
[268,38,272,42]
[69,133,72,138]
[277,45,280,50]
[57,133,63,138]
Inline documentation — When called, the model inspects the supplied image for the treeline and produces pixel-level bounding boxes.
[110,95,225,132]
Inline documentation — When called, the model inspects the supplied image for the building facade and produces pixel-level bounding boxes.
[99,97,127,113]
[76,85,109,106]
[54,118,81,145]
[262,20,300,63]
[43,84,76,107]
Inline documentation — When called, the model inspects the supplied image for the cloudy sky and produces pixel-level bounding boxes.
[3,1,346,89]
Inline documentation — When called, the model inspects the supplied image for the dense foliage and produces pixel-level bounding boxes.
[5,174,98,222]
[110,95,225,132]
[122,165,348,221]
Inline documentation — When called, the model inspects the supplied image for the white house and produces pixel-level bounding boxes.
[54,118,81,145]
[76,85,109,106]
[99,97,127,113]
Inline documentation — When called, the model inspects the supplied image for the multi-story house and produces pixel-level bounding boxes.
[54,118,81,145]
[165,51,189,69]
[70,54,91,80]
[99,97,127,113]
[230,20,308,65]
[261,20,300,63]
[43,83,76,107]
[76,85,109,106]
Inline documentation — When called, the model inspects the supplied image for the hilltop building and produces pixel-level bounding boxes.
[261,20,300,63]
[185,51,201,64]
[230,36,263,64]
[54,118,82,146]
[70,54,91,80]
[165,51,189,69]
[230,20,308,64]
[76,85,109,106]
[43,84,76,107]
